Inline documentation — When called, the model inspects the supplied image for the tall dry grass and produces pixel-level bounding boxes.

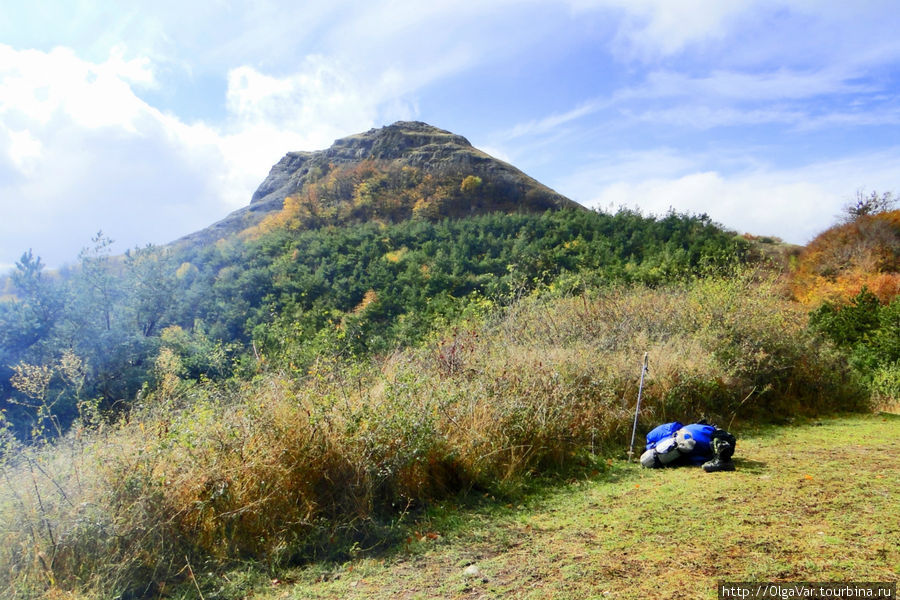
[0,275,866,598]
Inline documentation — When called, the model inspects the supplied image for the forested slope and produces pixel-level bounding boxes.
[0,208,748,437]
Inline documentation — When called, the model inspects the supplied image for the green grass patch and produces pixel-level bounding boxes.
[233,414,898,600]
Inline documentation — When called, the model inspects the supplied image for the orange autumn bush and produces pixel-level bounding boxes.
[791,209,900,305]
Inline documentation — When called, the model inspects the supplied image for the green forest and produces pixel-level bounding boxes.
[0,207,748,438]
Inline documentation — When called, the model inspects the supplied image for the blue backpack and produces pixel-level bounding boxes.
[642,421,716,466]
[678,423,716,465]
[679,423,715,452]
[645,422,683,450]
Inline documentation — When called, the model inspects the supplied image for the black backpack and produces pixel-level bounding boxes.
[709,428,736,460]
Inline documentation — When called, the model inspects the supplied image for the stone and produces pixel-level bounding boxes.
[463,564,482,579]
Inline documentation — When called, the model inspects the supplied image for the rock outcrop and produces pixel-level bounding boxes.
[181,121,578,245]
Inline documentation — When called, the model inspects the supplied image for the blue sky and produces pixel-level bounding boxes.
[1,0,898,270]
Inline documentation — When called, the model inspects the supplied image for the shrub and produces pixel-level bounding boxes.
[809,291,900,402]
[791,209,900,305]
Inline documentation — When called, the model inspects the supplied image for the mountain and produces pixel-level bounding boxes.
[2,121,790,598]
[181,121,580,244]
[0,117,754,441]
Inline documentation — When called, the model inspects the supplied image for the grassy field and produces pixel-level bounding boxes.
[193,414,899,600]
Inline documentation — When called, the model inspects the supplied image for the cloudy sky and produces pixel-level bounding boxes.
[1,1,898,270]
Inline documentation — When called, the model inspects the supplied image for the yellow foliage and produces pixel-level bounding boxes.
[252,195,301,235]
[160,325,186,344]
[10,362,53,401]
[460,175,483,195]
[384,247,409,263]
[237,161,476,236]
[412,196,436,219]
[175,261,199,281]
[795,271,900,306]
[155,347,184,401]
[58,350,85,388]
[353,289,378,313]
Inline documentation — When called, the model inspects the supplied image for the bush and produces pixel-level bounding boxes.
[809,291,900,402]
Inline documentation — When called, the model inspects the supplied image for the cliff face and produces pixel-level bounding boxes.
[182,121,579,244]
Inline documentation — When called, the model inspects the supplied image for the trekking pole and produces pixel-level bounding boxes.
[626,352,649,462]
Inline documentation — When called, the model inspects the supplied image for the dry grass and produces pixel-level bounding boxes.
[245,414,898,600]
[0,275,869,598]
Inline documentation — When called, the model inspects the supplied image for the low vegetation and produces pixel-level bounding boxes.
[242,414,899,600]
[0,274,868,598]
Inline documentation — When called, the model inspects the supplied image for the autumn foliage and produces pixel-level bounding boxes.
[242,161,562,239]
[790,209,900,305]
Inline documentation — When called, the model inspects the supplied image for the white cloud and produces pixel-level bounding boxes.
[502,57,900,143]
[0,45,215,265]
[565,150,900,244]
[588,173,827,242]
[0,44,157,132]
[5,129,43,174]
[562,149,706,186]
[564,0,760,58]
[502,100,610,140]
[0,44,413,267]
[623,106,806,129]
[476,145,514,165]
[563,0,900,66]
[613,0,757,58]
[797,108,900,130]
[633,67,875,102]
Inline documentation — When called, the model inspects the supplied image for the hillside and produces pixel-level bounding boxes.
[791,208,900,305]
[0,119,752,439]
[0,275,871,598]
[182,121,579,245]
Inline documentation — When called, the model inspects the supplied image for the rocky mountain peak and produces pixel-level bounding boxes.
[250,122,475,207]
[182,121,578,246]
[330,121,473,160]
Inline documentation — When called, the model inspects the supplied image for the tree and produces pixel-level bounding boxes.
[809,287,881,347]
[844,190,896,221]
[11,250,64,337]
[66,232,151,411]
[125,245,176,337]
[76,231,120,332]
[460,175,483,195]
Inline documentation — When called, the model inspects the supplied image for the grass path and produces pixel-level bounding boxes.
[231,414,899,600]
